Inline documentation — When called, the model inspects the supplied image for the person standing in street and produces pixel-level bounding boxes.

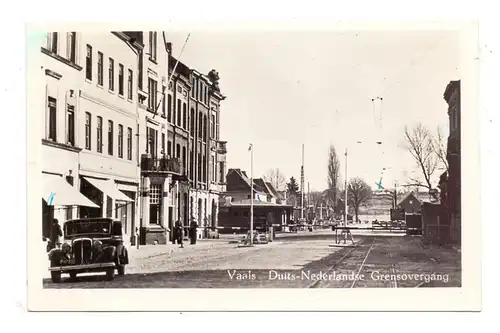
[50,218,63,250]
[189,220,198,245]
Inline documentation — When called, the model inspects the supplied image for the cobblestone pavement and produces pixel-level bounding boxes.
[43,235,461,288]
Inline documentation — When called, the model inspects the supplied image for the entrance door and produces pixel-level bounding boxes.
[149,184,161,225]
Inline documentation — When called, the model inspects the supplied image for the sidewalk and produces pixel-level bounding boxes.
[128,239,231,260]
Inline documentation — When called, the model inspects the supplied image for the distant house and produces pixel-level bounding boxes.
[225,168,267,202]
[253,178,279,204]
[397,192,423,214]
[219,168,293,232]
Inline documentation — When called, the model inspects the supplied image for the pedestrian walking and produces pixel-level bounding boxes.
[176,220,184,248]
[50,218,62,250]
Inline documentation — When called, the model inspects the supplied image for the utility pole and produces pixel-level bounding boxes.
[344,148,348,227]
[300,144,305,221]
[249,144,254,245]
[394,181,398,209]
[307,181,311,221]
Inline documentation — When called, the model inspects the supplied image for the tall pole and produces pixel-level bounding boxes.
[300,144,305,221]
[307,181,310,220]
[344,148,348,227]
[394,181,398,209]
[250,144,254,245]
[307,182,310,206]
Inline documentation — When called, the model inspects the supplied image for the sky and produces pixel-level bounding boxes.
[166,28,460,192]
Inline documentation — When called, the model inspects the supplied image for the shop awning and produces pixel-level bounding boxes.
[82,177,134,202]
[43,173,99,208]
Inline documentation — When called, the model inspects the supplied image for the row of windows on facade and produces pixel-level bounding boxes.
[47,33,220,141]
[85,44,134,101]
[46,96,132,160]
[149,79,219,142]
[46,32,77,63]
[146,31,212,107]
[145,126,224,184]
[47,32,215,108]
[85,46,219,143]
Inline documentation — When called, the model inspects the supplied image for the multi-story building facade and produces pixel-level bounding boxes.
[165,55,191,240]
[40,31,142,244]
[41,32,98,238]
[444,80,461,245]
[123,31,185,245]
[107,32,228,244]
[77,32,141,245]
[189,69,227,238]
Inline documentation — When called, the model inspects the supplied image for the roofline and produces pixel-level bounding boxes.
[211,90,226,101]
[112,32,144,52]
[444,80,460,101]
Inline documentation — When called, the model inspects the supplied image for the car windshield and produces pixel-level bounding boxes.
[65,220,112,237]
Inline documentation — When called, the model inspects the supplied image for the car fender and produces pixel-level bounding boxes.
[92,245,116,263]
[48,249,62,262]
[102,245,117,259]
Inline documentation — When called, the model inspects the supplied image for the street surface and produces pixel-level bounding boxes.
[43,233,461,288]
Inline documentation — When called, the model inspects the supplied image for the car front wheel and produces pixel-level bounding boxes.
[117,265,125,276]
[51,271,61,283]
[105,268,115,281]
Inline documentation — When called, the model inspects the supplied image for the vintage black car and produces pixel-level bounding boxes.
[47,217,129,283]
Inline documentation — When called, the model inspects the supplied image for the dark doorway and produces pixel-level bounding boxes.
[183,193,188,226]
[198,198,202,226]
[168,207,174,241]
[211,199,216,228]
[42,199,54,239]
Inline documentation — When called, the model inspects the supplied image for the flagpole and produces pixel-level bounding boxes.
[153,32,191,118]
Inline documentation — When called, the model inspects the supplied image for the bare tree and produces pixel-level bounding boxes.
[431,125,449,172]
[347,177,372,223]
[403,123,440,193]
[263,168,287,191]
[327,144,341,208]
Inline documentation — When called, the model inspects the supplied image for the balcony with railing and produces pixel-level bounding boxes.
[140,154,183,176]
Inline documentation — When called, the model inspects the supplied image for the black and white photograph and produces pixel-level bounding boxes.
[26,21,481,311]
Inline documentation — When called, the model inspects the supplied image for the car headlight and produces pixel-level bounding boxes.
[62,243,71,254]
[93,240,103,252]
